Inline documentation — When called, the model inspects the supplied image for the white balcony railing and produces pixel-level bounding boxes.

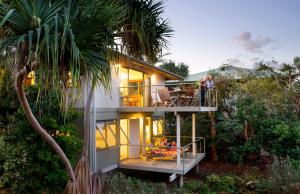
[119,136,205,174]
[119,82,218,109]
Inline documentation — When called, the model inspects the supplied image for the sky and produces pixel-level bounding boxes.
[161,0,300,73]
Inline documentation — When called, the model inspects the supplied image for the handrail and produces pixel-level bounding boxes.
[119,82,218,108]
[119,82,200,89]
[119,136,206,174]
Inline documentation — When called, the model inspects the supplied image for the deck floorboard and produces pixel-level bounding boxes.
[119,153,205,174]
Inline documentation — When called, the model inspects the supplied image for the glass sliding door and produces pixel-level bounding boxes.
[128,69,144,107]
[120,119,129,160]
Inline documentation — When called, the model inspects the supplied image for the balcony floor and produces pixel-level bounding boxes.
[119,152,205,175]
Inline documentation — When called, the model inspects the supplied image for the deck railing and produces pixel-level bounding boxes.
[119,82,218,108]
[119,136,205,173]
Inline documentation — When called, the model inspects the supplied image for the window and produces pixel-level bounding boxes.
[120,119,129,160]
[145,117,151,144]
[95,121,117,150]
[153,119,163,136]
[119,67,147,107]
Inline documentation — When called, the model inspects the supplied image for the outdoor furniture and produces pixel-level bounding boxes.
[169,89,186,106]
[121,94,142,107]
[190,89,200,106]
[158,88,177,107]
[180,86,195,106]
[120,95,135,106]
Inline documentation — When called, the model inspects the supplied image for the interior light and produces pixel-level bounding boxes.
[121,72,128,80]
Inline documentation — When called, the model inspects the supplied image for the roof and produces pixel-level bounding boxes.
[117,54,183,80]
[186,66,253,81]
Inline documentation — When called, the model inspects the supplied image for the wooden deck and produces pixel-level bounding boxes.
[119,153,205,175]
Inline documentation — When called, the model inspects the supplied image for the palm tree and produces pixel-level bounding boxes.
[116,0,173,62]
[0,0,172,193]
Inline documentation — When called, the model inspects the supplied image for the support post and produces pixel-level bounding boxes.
[176,113,181,165]
[179,175,184,187]
[192,113,196,156]
[196,163,200,173]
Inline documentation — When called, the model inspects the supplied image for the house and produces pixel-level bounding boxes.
[77,55,218,186]
[186,65,253,82]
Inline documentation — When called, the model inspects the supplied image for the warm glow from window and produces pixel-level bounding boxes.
[24,71,35,86]
[96,122,116,150]
[66,72,72,88]
[145,117,151,144]
[121,72,128,80]
[153,119,163,136]
[120,119,129,160]
[151,74,156,82]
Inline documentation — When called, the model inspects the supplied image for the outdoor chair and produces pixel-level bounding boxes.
[158,88,177,107]
[180,86,195,106]
[190,89,200,106]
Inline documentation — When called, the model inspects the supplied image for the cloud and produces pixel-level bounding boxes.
[251,57,261,62]
[234,32,279,53]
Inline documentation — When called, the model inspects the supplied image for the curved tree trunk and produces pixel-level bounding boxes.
[72,83,95,194]
[82,83,94,159]
[15,66,77,183]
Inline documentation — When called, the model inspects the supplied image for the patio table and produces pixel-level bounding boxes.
[169,90,186,106]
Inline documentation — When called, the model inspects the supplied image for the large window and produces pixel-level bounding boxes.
[120,67,145,107]
[96,121,117,150]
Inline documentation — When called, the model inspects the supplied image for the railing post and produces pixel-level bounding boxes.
[156,86,158,107]
[176,113,181,165]
[192,113,196,156]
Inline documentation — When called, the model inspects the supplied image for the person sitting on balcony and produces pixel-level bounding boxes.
[160,137,168,147]
[171,141,177,151]
[199,76,208,106]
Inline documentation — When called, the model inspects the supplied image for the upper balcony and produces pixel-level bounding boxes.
[118,82,218,112]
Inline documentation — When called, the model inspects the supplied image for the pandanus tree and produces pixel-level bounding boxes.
[116,0,173,62]
[0,0,172,193]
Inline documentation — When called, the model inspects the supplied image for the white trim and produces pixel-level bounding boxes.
[101,164,118,173]
[169,173,178,182]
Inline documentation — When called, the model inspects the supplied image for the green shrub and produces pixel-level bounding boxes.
[104,172,183,194]
[206,174,236,193]
[0,87,82,193]
[183,180,209,193]
[256,157,300,193]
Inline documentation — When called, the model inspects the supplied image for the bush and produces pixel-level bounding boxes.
[103,172,182,194]
[183,180,209,193]
[256,157,300,193]
[259,120,300,160]
[0,87,82,193]
[206,174,236,193]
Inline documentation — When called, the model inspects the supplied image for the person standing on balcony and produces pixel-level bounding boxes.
[199,76,208,106]
[206,75,214,89]
[206,75,215,106]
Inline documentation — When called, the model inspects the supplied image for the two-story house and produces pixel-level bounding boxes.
[78,55,218,185]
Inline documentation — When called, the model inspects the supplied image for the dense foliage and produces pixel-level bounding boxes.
[211,58,300,163]
[159,60,190,79]
[0,86,82,193]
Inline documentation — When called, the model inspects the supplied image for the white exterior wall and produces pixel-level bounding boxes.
[94,67,120,108]
[151,74,166,103]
